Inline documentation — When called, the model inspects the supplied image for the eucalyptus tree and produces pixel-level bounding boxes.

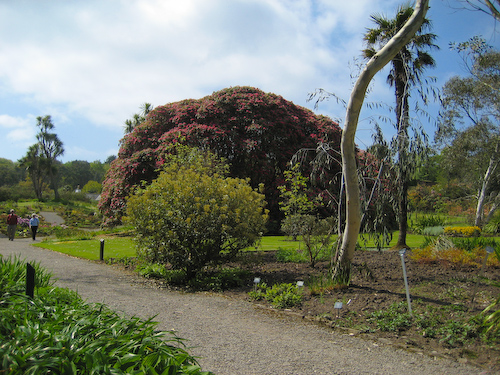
[437,40,500,226]
[362,2,438,249]
[334,0,430,282]
[457,0,500,20]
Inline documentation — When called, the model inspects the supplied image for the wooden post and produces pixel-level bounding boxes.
[26,263,35,298]
[100,239,105,261]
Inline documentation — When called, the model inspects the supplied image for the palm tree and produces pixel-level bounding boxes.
[36,116,64,200]
[363,2,438,249]
[124,103,154,134]
[19,144,46,200]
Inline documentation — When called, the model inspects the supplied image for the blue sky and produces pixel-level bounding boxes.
[0,0,498,163]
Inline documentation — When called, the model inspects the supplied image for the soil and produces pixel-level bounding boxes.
[214,249,500,371]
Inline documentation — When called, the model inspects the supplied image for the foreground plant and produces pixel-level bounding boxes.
[0,257,212,375]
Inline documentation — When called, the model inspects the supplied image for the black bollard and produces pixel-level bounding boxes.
[100,239,105,261]
[26,263,35,298]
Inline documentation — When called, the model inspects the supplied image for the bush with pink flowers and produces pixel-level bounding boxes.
[99,86,342,226]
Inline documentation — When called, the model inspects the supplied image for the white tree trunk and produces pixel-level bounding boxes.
[475,141,500,227]
[333,0,430,281]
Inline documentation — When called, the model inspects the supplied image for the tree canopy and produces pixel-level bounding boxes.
[438,40,500,226]
[99,86,342,226]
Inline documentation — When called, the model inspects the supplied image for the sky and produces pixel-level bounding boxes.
[0,0,498,163]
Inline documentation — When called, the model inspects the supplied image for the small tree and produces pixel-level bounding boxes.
[82,180,102,194]
[126,159,268,279]
[123,103,154,134]
[437,39,500,227]
[334,0,430,282]
[278,164,320,239]
[19,144,46,200]
[278,164,333,267]
[36,115,64,200]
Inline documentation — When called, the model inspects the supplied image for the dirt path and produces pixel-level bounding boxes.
[0,238,489,375]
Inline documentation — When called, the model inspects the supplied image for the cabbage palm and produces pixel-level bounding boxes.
[363,2,438,249]
[19,144,46,200]
[36,115,64,200]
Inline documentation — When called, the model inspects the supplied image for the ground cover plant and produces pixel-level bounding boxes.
[0,255,212,375]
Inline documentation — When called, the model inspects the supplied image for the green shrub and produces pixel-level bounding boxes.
[421,225,444,236]
[136,263,168,278]
[0,256,212,375]
[126,158,268,279]
[82,180,102,194]
[483,211,500,234]
[450,237,498,252]
[189,268,250,292]
[136,264,250,292]
[411,215,445,234]
[249,282,303,309]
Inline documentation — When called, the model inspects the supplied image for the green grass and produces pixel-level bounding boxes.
[358,232,425,250]
[35,233,431,261]
[251,236,307,251]
[34,237,136,260]
[409,212,469,226]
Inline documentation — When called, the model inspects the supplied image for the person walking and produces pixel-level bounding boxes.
[29,213,40,241]
[6,209,18,241]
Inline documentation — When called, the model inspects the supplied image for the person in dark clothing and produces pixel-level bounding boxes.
[6,209,18,241]
[29,213,40,240]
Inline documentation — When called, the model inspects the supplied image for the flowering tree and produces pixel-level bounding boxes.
[99,86,341,225]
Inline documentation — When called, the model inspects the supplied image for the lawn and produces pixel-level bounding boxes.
[34,232,430,261]
[34,237,136,260]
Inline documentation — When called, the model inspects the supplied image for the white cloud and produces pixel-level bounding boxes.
[0,115,35,142]
[0,0,497,163]
[0,0,399,132]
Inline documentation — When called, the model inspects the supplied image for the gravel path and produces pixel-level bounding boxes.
[0,237,490,375]
[39,211,65,225]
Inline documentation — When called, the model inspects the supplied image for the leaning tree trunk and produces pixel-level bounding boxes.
[332,0,430,283]
[475,141,500,227]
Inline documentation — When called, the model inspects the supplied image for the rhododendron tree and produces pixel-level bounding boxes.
[99,86,341,226]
